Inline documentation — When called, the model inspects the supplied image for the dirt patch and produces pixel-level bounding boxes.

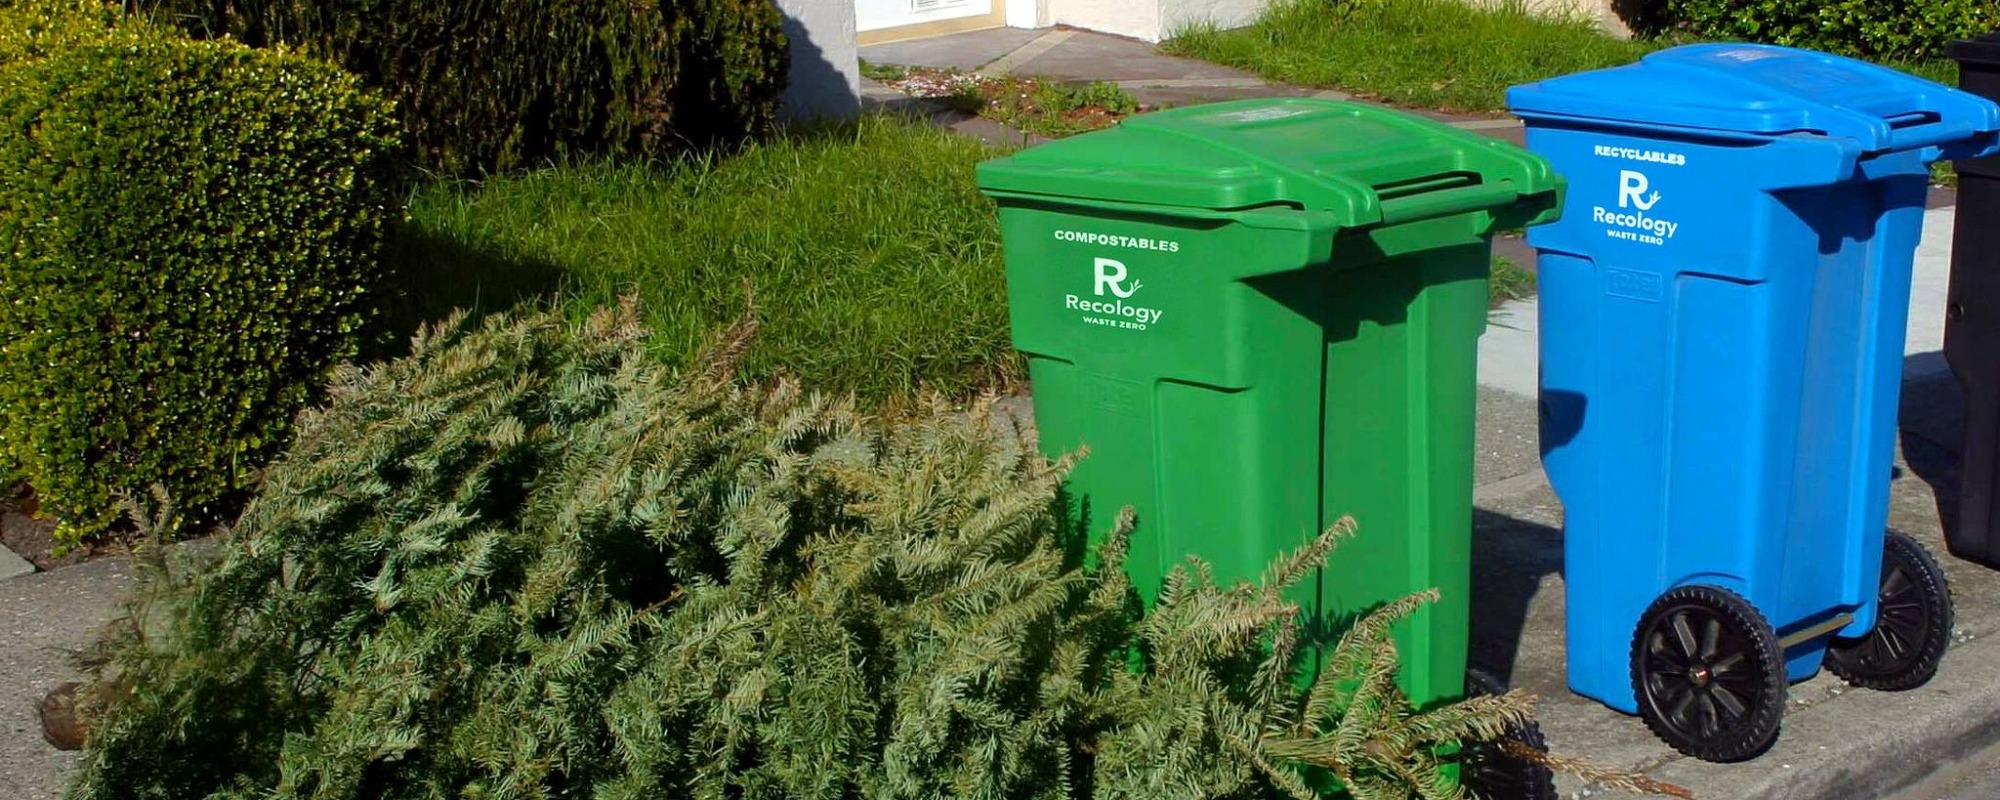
[872,66,1142,139]
[0,491,123,572]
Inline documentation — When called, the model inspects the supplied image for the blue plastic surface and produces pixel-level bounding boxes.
[1509,45,2000,714]
[1510,43,2000,160]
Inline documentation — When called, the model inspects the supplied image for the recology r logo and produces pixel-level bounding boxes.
[1590,157,1682,246]
[1065,256,1165,330]
[1094,257,1142,298]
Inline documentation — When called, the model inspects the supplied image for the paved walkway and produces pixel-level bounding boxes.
[0,557,132,800]
[860,27,1528,145]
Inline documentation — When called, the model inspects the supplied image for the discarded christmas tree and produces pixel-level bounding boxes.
[66,302,1679,800]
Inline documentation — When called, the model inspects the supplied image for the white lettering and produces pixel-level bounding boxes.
[1592,144,1688,167]
[1592,206,1678,243]
[1052,230,1184,253]
[1094,257,1137,298]
[1618,170,1656,210]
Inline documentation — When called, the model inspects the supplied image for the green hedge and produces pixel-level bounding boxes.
[0,16,400,543]
[146,0,791,175]
[1663,0,1996,61]
[0,0,130,64]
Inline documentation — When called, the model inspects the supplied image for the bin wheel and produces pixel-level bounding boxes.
[1630,585,1786,762]
[1459,669,1557,800]
[1826,531,1953,692]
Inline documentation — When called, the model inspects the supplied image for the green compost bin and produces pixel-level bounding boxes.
[975,98,1563,708]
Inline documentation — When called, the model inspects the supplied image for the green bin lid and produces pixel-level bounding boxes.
[975,98,1560,227]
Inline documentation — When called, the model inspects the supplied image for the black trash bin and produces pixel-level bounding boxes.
[1946,34,2000,568]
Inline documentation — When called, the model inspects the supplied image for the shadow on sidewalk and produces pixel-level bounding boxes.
[1468,506,1564,691]
[1899,358,1966,551]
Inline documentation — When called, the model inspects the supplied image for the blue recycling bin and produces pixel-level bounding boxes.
[1509,43,2000,763]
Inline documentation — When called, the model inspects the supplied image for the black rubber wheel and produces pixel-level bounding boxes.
[1630,585,1786,762]
[1826,531,1953,692]
[1459,669,1557,800]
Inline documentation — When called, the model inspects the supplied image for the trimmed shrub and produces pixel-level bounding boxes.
[0,17,400,544]
[65,304,1550,800]
[145,0,791,175]
[0,0,135,65]
[1661,0,1996,61]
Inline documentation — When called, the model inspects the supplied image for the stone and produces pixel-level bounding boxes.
[38,682,85,752]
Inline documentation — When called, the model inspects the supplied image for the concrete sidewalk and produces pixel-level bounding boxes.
[0,557,133,800]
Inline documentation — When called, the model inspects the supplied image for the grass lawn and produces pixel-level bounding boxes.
[381,113,1545,407]
[1490,255,1535,303]
[1164,0,1960,116]
[1165,0,1656,112]
[383,115,1017,405]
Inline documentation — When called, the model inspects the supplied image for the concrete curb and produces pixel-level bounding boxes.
[1643,631,2000,800]
[0,543,31,581]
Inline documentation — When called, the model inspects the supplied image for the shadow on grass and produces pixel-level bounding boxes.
[367,225,570,361]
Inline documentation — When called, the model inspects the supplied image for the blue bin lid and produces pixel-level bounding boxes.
[1508,43,2000,153]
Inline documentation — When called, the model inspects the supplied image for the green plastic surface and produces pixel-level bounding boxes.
[976,98,1564,717]
[978,97,1562,225]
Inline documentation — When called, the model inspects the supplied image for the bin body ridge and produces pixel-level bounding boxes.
[1003,202,1490,705]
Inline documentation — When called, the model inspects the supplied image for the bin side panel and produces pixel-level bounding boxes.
[1758,178,1923,645]
[997,203,1327,611]
[999,205,1253,388]
[1771,185,1876,645]
[1662,273,1776,604]
[1517,126,1787,282]
[1316,221,1487,709]
[1852,176,1924,638]
[1945,173,2000,566]
[1536,245,1677,714]
[1152,361,1323,604]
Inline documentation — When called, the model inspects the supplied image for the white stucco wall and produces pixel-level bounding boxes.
[1049,0,1161,41]
[858,0,996,33]
[1461,0,1632,36]
[1047,0,1273,42]
[1158,0,1268,37]
[777,0,862,121]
